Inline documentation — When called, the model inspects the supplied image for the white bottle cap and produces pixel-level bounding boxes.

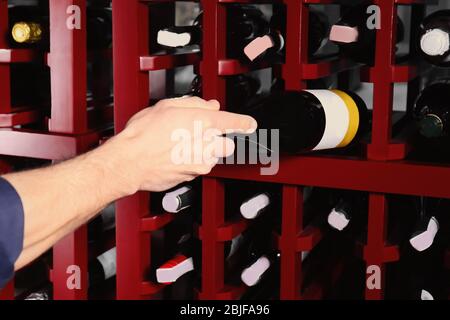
[421,289,434,300]
[420,29,450,56]
[330,25,359,43]
[162,186,192,213]
[409,217,439,252]
[156,255,194,284]
[327,208,350,231]
[241,256,271,287]
[240,193,271,220]
[157,30,192,48]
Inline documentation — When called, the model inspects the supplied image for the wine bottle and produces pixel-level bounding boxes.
[240,89,370,154]
[157,13,202,48]
[153,234,207,284]
[162,185,196,214]
[330,2,405,65]
[327,191,368,233]
[308,10,330,56]
[8,5,49,49]
[414,80,450,139]
[157,6,279,63]
[222,182,280,221]
[398,244,448,300]
[240,192,273,220]
[10,5,112,50]
[238,220,276,287]
[408,197,440,252]
[418,10,450,67]
[25,247,117,300]
[155,210,276,285]
[243,8,328,62]
[327,193,444,254]
[187,74,260,111]
[88,204,116,243]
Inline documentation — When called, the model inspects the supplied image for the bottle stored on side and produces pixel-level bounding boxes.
[414,80,450,139]
[330,2,404,65]
[241,89,370,154]
[418,10,450,67]
[25,247,117,300]
[10,6,112,50]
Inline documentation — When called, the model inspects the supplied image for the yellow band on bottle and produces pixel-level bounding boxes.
[331,89,360,148]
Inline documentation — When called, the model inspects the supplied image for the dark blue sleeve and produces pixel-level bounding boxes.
[0,177,24,289]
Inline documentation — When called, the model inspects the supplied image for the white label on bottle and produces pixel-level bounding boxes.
[97,247,117,280]
[306,90,350,151]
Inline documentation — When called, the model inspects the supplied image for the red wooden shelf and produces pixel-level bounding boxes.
[215,59,273,76]
[198,284,246,300]
[296,225,324,252]
[0,129,104,160]
[361,65,419,83]
[0,108,42,127]
[364,245,400,263]
[113,0,447,302]
[140,52,201,71]
[0,49,39,63]
[199,218,250,242]
[208,156,450,200]
[141,281,167,296]
[141,213,176,232]
[302,59,359,80]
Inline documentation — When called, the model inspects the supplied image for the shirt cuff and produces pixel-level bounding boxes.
[0,177,24,289]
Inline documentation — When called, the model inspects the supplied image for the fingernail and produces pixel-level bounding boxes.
[246,119,258,134]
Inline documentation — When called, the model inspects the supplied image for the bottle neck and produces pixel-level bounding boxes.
[12,21,43,44]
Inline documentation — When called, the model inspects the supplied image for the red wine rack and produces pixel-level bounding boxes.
[0,0,448,301]
[0,0,112,300]
[112,0,449,301]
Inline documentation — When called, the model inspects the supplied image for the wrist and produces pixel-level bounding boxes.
[83,137,139,200]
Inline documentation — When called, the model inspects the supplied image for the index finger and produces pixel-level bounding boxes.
[207,110,258,134]
[161,96,220,111]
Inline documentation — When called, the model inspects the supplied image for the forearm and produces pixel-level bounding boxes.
[1,97,255,272]
[4,140,129,270]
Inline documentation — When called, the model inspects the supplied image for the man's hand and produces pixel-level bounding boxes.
[4,96,257,270]
[95,96,258,195]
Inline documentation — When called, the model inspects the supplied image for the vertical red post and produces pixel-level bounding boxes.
[0,0,12,113]
[200,0,227,104]
[282,0,308,91]
[367,0,399,160]
[198,0,227,300]
[200,178,226,299]
[112,0,151,300]
[364,193,388,300]
[48,0,87,134]
[49,0,89,300]
[52,227,88,300]
[279,185,303,300]
[277,0,310,300]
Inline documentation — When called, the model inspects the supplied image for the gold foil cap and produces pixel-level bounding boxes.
[12,22,42,44]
